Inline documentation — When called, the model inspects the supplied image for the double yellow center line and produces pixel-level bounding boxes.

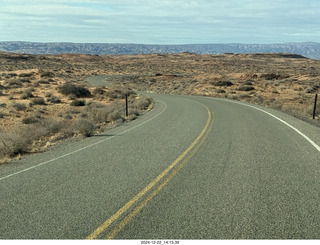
[87,101,213,239]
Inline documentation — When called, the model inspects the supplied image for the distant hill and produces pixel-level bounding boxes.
[0,41,319,59]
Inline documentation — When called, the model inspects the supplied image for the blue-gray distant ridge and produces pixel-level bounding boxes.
[0,41,319,59]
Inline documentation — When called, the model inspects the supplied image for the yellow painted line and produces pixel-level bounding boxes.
[105,111,214,239]
[87,103,212,240]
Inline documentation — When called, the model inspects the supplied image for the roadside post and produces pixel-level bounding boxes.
[313,89,318,119]
[125,94,129,117]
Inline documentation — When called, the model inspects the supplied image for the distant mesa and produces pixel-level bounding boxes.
[0,41,319,59]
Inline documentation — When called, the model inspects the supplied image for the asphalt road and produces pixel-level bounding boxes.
[1,92,320,239]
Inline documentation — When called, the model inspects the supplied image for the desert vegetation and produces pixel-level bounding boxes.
[0,53,153,164]
[1,51,320,163]
[98,53,320,125]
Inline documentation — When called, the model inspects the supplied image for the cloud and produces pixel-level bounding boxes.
[1,0,320,44]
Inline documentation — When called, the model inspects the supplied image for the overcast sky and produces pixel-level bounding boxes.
[1,0,320,44]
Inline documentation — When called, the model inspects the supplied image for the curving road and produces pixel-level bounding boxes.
[1,91,320,239]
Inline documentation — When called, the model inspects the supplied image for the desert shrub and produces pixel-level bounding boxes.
[105,88,134,100]
[7,73,17,77]
[238,93,252,99]
[216,89,226,93]
[270,100,283,110]
[92,87,105,95]
[20,79,31,83]
[58,83,91,98]
[12,102,27,111]
[305,87,314,94]
[215,81,234,87]
[37,119,63,135]
[73,118,95,137]
[127,114,138,121]
[47,96,61,104]
[19,72,34,78]
[306,105,320,117]
[39,80,50,84]
[128,108,140,116]
[22,116,39,124]
[227,94,239,100]
[0,130,29,157]
[32,98,46,105]
[88,108,109,123]
[40,71,54,78]
[260,73,281,80]
[134,97,152,110]
[238,86,255,91]
[0,119,66,159]
[107,111,122,122]
[106,89,120,99]
[70,99,86,106]
[20,88,34,99]
[7,79,22,88]
[251,96,264,105]
[0,111,4,119]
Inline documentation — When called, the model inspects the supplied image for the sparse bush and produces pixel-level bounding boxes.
[70,99,86,106]
[134,97,152,110]
[270,100,283,110]
[244,81,253,85]
[261,73,289,81]
[251,96,264,104]
[19,72,34,78]
[47,96,61,104]
[20,88,34,99]
[107,111,122,122]
[215,81,234,87]
[73,118,95,137]
[0,130,29,157]
[40,71,54,78]
[92,87,105,95]
[32,98,46,105]
[88,108,109,123]
[22,116,39,124]
[12,102,27,111]
[106,89,120,99]
[58,83,91,98]
[7,79,22,88]
[216,89,226,93]
[39,80,50,84]
[227,94,239,100]
[306,105,320,117]
[19,79,31,83]
[238,86,255,91]
[105,88,134,100]
[127,114,138,121]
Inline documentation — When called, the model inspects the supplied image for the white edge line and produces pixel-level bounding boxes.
[214,98,320,153]
[0,100,167,182]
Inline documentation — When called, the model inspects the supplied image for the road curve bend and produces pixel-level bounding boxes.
[1,92,320,239]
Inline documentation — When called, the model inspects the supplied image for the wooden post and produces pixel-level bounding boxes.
[313,90,318,119]
[125,94,129,117]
